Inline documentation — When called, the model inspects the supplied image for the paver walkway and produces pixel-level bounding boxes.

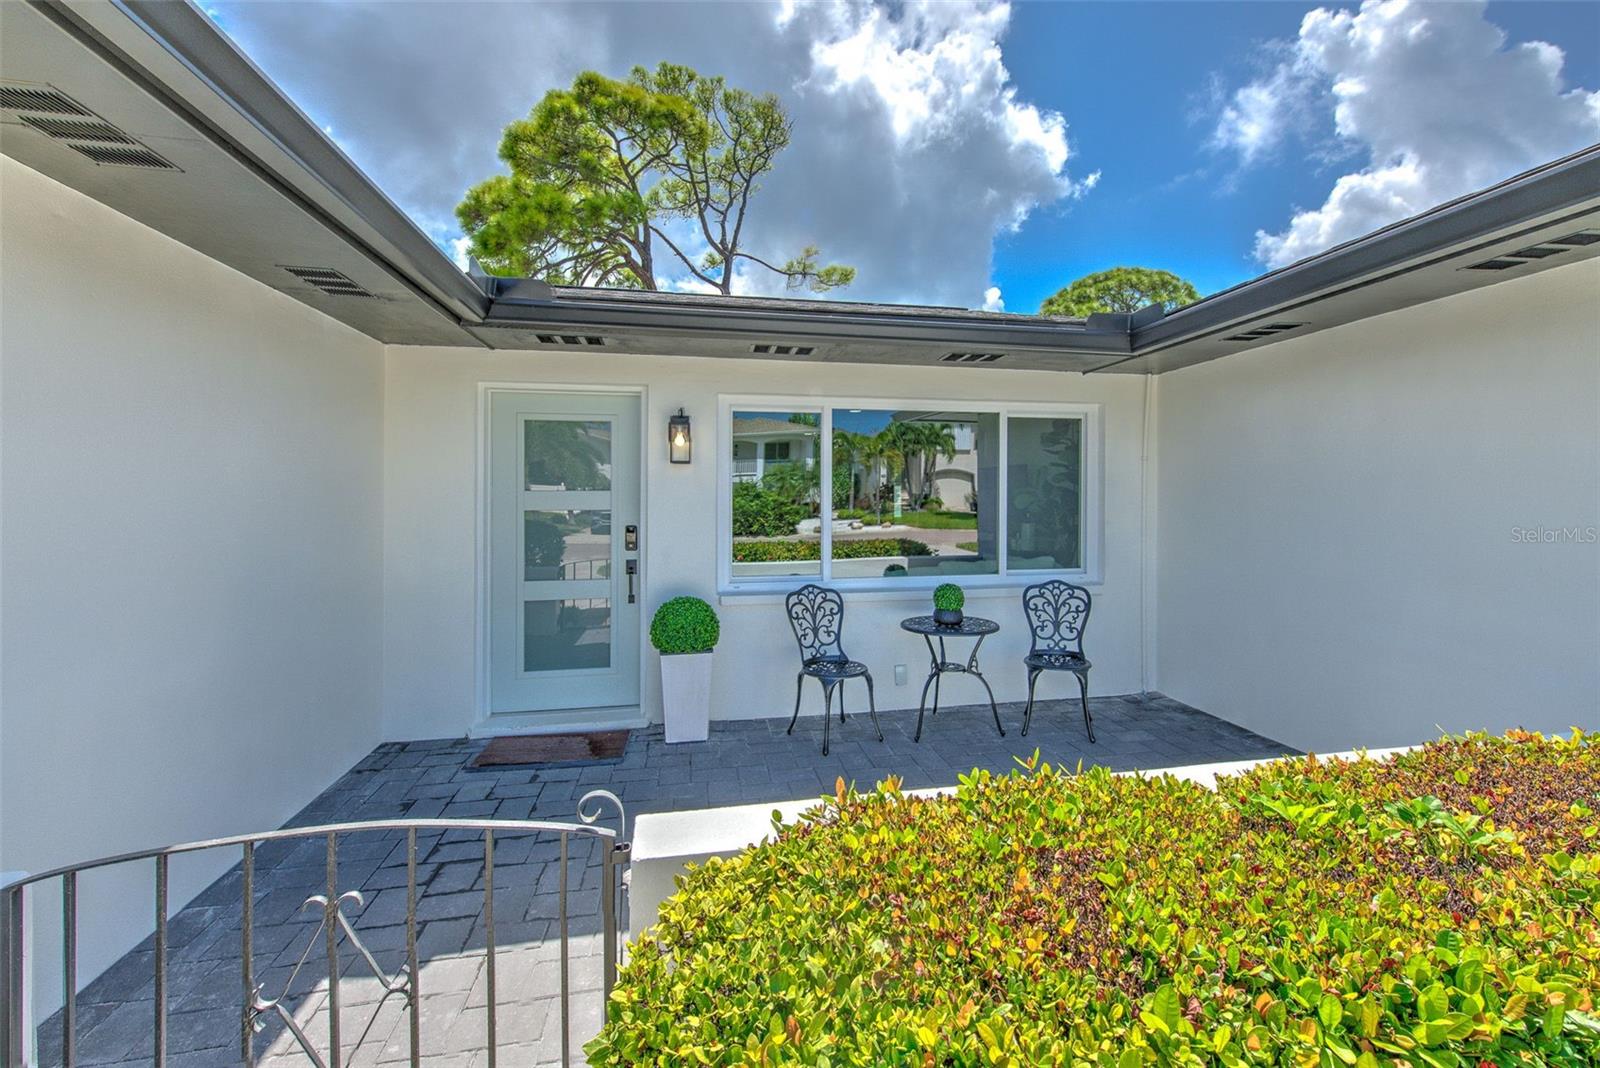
[34,694,1291,1066]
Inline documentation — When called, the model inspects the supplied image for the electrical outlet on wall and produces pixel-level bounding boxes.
[894,664,907,686]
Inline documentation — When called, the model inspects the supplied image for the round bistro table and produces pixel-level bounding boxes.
[898,615,1005,742]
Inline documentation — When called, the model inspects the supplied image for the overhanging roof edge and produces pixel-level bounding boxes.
[82,0,490,323]
[1113,143,1600,364]
[480,297,1134,355]
[31,2,1600,364]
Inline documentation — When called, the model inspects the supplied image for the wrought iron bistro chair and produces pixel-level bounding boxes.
[1020,580,1096,742]
[785,584,884,756]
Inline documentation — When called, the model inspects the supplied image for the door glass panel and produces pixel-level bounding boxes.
[525,419,612,490]
[525,511,611,581]
[524,598,611,672]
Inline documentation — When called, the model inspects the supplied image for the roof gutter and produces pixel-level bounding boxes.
[52,0,490,324]
[1113,143,1600,365]
[37,3,1600,363]
[482,289,1135,355]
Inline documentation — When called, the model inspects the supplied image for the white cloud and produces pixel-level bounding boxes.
[981,286,1004,311]
[1211,0,1600,269]
[1210,59,1316,165]
[208,0,1090,306]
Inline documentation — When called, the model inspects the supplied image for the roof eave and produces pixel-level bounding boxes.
[481,293,1133,355]
[96,0,491,323]
[1119,143,1600,361]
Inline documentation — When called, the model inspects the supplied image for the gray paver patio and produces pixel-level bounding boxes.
[34,693,1290,1066]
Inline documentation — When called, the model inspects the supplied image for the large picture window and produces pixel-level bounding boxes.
[723,400,1099,590]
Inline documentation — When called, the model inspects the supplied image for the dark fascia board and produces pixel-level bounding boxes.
[483,291,1134,355]
[42,1,1600,363]
[68,0,489,324]
[485,147,1600,361]
[1116,144,1600,363]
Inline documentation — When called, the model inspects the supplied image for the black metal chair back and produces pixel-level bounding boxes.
[785,584,847,663]
[1022,580,1091,657]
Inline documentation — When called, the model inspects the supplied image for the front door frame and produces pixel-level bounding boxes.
[474,382,650,735]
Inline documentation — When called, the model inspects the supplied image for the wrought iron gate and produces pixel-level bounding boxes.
[1,792,629,1067]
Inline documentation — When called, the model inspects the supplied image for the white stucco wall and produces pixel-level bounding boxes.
[0,159,386,1005]
[1155,258,1600,753]
[382,348,1152,740]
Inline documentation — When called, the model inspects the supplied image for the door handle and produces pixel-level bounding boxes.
[625,558,637,603]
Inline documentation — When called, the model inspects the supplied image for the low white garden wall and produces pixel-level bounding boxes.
[628,747,1413,938]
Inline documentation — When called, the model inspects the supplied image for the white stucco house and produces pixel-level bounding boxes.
[1,2,1597,1053]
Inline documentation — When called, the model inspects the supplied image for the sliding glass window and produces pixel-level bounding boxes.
[724,401,1095,589]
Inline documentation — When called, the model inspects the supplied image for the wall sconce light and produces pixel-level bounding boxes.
[668,408,692,464]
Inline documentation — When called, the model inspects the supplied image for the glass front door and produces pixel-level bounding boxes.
[489,391,641,715]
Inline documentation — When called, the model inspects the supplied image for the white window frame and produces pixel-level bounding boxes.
[717,395,1103,596]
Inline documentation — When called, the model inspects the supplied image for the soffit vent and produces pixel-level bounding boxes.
[281,265,374,298]
[18,115,135,143]
[66,143,177,170]
[1224,322,1305,343]
[533,333,608,346]
[1462,232,1600,272]
[941,351,1005,363]
[0,85,89,115]
[3,81,179,171]
[1508,245,1567,259]
[751,343,815,357]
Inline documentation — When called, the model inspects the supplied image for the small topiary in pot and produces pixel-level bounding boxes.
[650,597,719,743]
[649,596,720,654]
[932,582,964,627]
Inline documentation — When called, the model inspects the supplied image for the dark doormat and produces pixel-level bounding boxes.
[470,730,630,769]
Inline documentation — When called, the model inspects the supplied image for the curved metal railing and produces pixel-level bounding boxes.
[1,791,629,1068]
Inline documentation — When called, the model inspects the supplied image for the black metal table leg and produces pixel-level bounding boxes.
[910,625,1007,741]
[914,635,939,742]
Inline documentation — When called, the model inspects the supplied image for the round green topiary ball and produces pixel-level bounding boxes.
[649,596,720,654]
[932,582,965,612]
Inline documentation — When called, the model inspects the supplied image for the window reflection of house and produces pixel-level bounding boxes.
[731,415,817,482]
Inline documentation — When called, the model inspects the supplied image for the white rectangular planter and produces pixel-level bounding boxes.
[659,651,713,743]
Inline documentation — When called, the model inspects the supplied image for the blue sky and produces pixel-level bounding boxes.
[995,1,1600,310]
[211,1,1600,313]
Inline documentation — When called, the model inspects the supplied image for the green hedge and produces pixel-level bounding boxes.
[589,731,1600,1066]
[732,482,810,537]
[731,537,933,562]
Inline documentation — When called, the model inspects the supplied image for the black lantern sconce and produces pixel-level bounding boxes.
[667,408,692,464]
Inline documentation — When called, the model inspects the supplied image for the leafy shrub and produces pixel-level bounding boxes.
[648,596,719,654]
[731,482,808,537]
[933,582,965,612]
[731,537,932,562]
[589,731,1600,1066]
